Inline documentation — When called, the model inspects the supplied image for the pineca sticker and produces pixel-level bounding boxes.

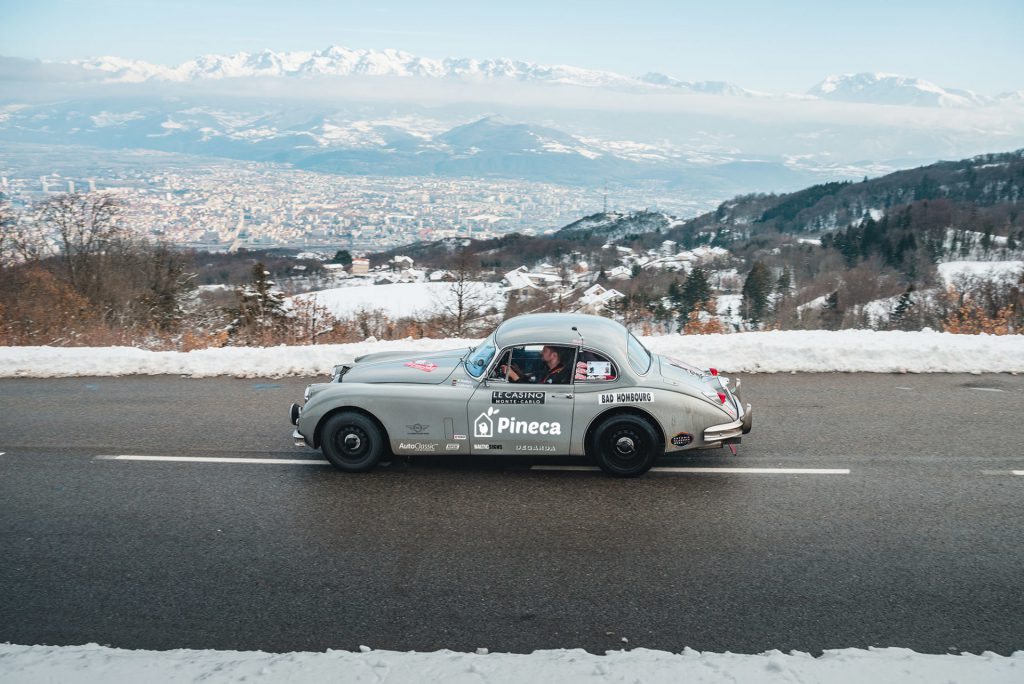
[474,407,561,437]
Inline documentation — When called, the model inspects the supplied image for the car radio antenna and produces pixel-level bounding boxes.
[571,325,584,346]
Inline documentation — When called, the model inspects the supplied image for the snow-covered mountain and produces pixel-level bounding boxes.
[11,46,1011,109]
[808,73,993,108]
[636,73,760,97]
[67,46,710,92]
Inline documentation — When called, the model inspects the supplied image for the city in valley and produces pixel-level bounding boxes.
[0,145,717,253]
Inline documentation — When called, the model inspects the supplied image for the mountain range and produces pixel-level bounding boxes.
[8,45,1021,108]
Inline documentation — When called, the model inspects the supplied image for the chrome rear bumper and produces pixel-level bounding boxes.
[704,403,753,443]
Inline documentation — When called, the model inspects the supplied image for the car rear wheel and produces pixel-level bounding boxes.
[588,414,661,477]
[320,411,385,473]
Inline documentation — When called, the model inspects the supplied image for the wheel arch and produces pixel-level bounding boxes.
[583,406,666,454]
[314,405,391,449]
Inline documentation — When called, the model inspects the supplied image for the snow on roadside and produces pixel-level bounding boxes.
[2,330,1024,378]
[0,643,1020,684]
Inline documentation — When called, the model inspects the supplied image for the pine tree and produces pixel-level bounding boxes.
[821,290,844,330]
[775,266,792,297]
[673,266,713,329]
[232,262,287,341]
[889,286,915,331]
[741,261,773,327]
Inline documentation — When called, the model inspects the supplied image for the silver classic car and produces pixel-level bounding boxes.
[290,313,752,477]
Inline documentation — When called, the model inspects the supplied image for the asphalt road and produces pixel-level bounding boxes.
[0,373,1022,656]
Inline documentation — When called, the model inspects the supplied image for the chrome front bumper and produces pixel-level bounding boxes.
[292,429,307,448]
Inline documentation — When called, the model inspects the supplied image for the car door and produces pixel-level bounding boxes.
[467,344,576,456]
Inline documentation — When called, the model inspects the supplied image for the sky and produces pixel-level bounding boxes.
[1,0,1022,94]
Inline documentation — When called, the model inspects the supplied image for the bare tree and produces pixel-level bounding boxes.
[34,193,125,296]
[431,248,491,337]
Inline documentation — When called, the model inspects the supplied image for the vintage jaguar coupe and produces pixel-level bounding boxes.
[290,313,752,477]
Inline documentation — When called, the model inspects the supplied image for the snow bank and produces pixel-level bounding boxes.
[1,330,1023,378]
[0,338,478,379]
[0,643,1020,683]
[641,329,1024,374]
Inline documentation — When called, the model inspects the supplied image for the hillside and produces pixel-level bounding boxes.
[660,149,1024,242]
[372,150,1024,269]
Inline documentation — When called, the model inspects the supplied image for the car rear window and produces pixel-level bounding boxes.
[626,333,652,374]
[573,350,618,382]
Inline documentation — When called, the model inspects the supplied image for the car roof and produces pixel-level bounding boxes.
[493,313,629,353]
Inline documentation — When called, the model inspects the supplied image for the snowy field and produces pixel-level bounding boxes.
[291,281,506,319]
[937,260,1023,286]
[1,330,1023,378]
[0,643,1021,683]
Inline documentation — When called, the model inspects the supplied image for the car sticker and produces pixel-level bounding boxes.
[404,360,438,372]
[473,443,503,451]
[491,391,545,405]
[474,408,562,437]
[405,423,430,434]
[445,443,460,451]
[598,391,653,404]
[453,434,467,440]
[397,442,439,452]
[515,445,556,452]
[671,432,693,447]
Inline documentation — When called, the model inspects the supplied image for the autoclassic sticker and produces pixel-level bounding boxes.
[491,391,545,405]
[598,390,653,404]
[670,432,693,447]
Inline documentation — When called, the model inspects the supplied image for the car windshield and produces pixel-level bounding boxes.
[626,333,652,374]
[465,336,496,378]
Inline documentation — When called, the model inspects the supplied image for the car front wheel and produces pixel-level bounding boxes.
[588,414,661,477]
[320,411,386,473]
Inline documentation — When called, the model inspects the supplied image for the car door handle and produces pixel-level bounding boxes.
[551,393,574,399]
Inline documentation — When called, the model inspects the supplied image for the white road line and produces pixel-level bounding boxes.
[530,465,850,475]
[968,387,1005,392]
[1013,471,1024,476]
[94,455,330,465]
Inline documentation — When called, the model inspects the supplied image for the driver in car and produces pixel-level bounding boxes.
[502,346,571,384]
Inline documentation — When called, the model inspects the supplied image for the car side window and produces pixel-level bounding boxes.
[573,350,618,382]
[496,344,576,384]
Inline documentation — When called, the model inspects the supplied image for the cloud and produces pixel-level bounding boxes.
[0,55,105,83]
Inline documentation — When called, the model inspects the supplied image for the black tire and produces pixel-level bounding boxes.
[587,413,662,477]
[320,411,386,473]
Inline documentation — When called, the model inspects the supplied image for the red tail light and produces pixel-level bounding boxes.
[709,368,718,376]
[717,391,727,404]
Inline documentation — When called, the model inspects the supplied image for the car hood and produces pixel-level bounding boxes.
[342,348,469,385]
